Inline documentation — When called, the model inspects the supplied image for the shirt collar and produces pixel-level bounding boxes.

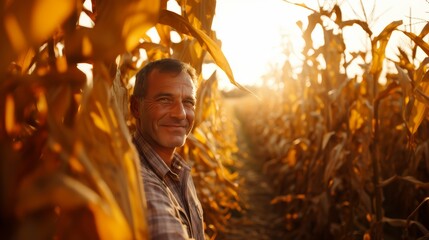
[133,131,190,181]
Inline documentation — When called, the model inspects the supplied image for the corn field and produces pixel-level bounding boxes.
[1,0,241,239]
[1,0,429,240]
[236,2,429,239]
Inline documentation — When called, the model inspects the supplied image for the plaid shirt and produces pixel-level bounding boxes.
[133,132,204,240]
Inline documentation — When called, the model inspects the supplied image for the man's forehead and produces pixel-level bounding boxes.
[150,69,193,81]
[148,70,196,95]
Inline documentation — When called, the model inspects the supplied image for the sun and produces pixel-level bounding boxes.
[210,0,315,90]
[210,0,429,91]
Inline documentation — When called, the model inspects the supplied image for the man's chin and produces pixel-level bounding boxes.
[162,137,186,148]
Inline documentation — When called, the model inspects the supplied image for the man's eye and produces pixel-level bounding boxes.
[184,100,195,107]
[158,97,171,103]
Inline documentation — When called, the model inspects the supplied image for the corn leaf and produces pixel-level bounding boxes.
[412,22,429,58]
[402,30,429,57]
[4,0,75,50]
[340,20,372,36]
[370,20,403,75]
[184,0,217,34]
[383,217,429,234]
[158,10,239,87]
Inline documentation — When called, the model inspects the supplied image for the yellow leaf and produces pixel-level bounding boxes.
[4,13,27,52]
[90,201,132,240]
[31,0,74,42]
[123,0,160,51]
[69,156,85,173]
[405,97,426,135]
[286,148,297,167]
[5,94,17,134]
[402,30,429,56]
[36,92,48,116]
[56,56,68,73]
[82,36,93,57]
[363,232,371,240]
[322,131,335,150]
[370,20,403,75]
[158,10,247,91]
[4,0,74,53]
[16,48,36,73]
[193,128,207,144]
[16,173,102,217]
[349,109,364,133]
[47,85,71,123]
[90,111,111,134]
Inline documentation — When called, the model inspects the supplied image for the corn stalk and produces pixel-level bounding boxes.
[0,0,242,239]
[240,2,429,239]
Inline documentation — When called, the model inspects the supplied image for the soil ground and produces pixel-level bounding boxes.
[216,96,286,240]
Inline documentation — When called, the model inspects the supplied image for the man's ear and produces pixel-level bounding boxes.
[130,95,140,119]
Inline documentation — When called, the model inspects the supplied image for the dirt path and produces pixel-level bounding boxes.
[217,96,285,240]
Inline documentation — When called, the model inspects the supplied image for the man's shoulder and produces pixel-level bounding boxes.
[140,161,161,183]
[140,161,174,205]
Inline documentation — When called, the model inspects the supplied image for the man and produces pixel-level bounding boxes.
[130,58,204,240]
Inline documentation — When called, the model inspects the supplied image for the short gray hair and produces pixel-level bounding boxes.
[133,58,197,98]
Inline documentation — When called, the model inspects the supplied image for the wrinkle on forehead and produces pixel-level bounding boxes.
[148,70,196,98]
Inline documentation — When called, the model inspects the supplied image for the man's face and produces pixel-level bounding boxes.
[134,69,196,152]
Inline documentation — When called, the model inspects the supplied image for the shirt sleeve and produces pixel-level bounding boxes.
[143,177,192,240]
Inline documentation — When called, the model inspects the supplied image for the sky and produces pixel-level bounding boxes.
[210,0,429,90]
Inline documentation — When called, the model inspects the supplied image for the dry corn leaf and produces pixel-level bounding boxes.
[370,20,403,76]
[172,39,205,75]
[413,70,429,107]
[339,20,372,36]
[3,0,74,51]
[382,217,429,235]
[16,172,102,217]
[184,0,216,34]
[405,91,426,135]
[65,0,160,62]
[379,175,429,189]
[158,10,240,89]
[402,30,429,57]
[324,133,347,184]
[15,49,36,74]
[395,64,425,134]
[412,22,429,58]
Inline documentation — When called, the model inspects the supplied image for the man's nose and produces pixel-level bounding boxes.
[170,101,186,119]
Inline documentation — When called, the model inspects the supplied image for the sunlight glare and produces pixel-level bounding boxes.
[77,63,93,86]
[213,0,310,90]
[128,76,136,89]
[79,0,94,28]
[78,12,94,28]
[213,0,429,90]
[136,48,148,69]
[83,0,92,12]
[56,42,64,57]
[202,63,217,80]
[170,31,181,43]
[146,27,160,44]
[167,0,181,14]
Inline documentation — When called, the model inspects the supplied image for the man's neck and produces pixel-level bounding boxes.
[138,130,175,167]
[156,148,175,167]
